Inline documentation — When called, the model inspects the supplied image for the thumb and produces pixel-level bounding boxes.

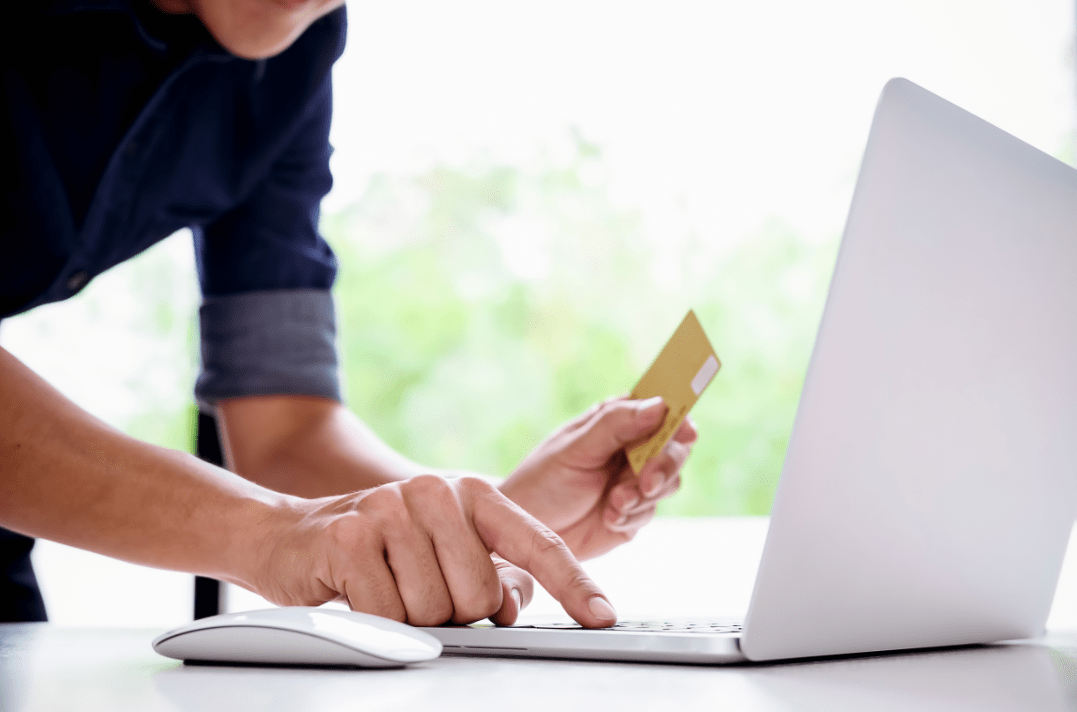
[489,558,535,626]
[572,396,668,462]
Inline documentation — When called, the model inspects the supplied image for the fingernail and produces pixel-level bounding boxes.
[511,588,522,610]
[588,596,617,622]
[644,473,666,497]
[621,493,639,510]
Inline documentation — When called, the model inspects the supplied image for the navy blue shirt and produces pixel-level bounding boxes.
[2,1,346,405]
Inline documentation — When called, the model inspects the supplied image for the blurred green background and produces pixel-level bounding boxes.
[324,141,838,516]
[8,1,1068,524]
[6,137,838,518]
[2,0,1067,628]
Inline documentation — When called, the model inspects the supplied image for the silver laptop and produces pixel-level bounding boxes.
[421,78,1077,664]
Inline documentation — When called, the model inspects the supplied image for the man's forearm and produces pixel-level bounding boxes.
[216,396,428,498]
[0,347,618,627]
[0,346,285,590]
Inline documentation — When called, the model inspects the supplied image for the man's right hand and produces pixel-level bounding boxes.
[249,475,618,628]
[0,345,613,629]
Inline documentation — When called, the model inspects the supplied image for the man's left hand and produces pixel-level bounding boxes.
[499,397,697,561]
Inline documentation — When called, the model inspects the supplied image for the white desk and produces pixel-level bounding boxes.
[8,517,1077,712]
[2,625,1076,711]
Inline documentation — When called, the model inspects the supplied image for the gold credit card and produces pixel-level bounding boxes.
[626,310,720,474]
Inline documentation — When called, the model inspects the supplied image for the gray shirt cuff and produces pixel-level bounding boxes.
[195,289,342,410]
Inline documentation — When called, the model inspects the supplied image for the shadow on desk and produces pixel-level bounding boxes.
[153,663,439,711]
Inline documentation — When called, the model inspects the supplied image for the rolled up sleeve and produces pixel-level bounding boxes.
[195,289,341,410]
[192,31,345,411]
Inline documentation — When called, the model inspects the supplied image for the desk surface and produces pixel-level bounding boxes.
[2,624,1077,712]
[12,517,1077,712]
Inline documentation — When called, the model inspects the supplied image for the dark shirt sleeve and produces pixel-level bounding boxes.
[193,70,341,408]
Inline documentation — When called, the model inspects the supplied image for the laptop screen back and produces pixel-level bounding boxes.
[740,78,1077,662]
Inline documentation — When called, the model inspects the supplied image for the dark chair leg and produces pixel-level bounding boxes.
[193,575,223,620]
[193,411,225,620]
[0,528,47,622]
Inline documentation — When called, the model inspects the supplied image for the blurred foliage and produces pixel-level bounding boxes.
[20,140,837,517]
[325,141,838,515]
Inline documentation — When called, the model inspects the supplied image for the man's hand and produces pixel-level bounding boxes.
[0,348,615,629]
[499,397,697,561]
[251,474,617,628]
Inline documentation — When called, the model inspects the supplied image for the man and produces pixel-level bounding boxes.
[0,0,695,627]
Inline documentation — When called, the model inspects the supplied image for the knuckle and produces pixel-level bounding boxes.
[455,474,499,502]
[671,440,691,460]
[590,396,627,423]
[613,515,645,538]
[361,488,412,535]
[662,439,686,458]
[378,505,411,536]
[409,593,455,627]
[482,583,506,617]
[400,475,459,525]
[402,473,452,499]
[596,397,627,417]
[530,526,571,558]
[358,484,395,511]
[454,584,502,624]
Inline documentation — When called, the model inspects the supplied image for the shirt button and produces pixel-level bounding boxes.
[66,271,90,293]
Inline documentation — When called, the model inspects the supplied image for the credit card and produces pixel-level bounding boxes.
[626,310,720,474]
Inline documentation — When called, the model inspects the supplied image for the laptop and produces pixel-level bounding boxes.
[421,78,1077,664]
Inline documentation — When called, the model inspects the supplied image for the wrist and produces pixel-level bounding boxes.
[217,482,306,596]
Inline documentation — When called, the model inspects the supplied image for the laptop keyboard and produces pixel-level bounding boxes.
[515,620,744,634]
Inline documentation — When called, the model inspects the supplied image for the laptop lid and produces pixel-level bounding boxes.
[740,78,1077,662]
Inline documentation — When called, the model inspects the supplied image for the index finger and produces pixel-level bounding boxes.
[463,483,617,628]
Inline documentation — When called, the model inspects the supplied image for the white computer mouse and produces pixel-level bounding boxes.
[152,607,442,668]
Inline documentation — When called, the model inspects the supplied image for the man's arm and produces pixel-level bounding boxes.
[216,396,421,497]
[217,393,696,561]
[0,346,280,587]
[189,43,694,556]
[0,346,616,627]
